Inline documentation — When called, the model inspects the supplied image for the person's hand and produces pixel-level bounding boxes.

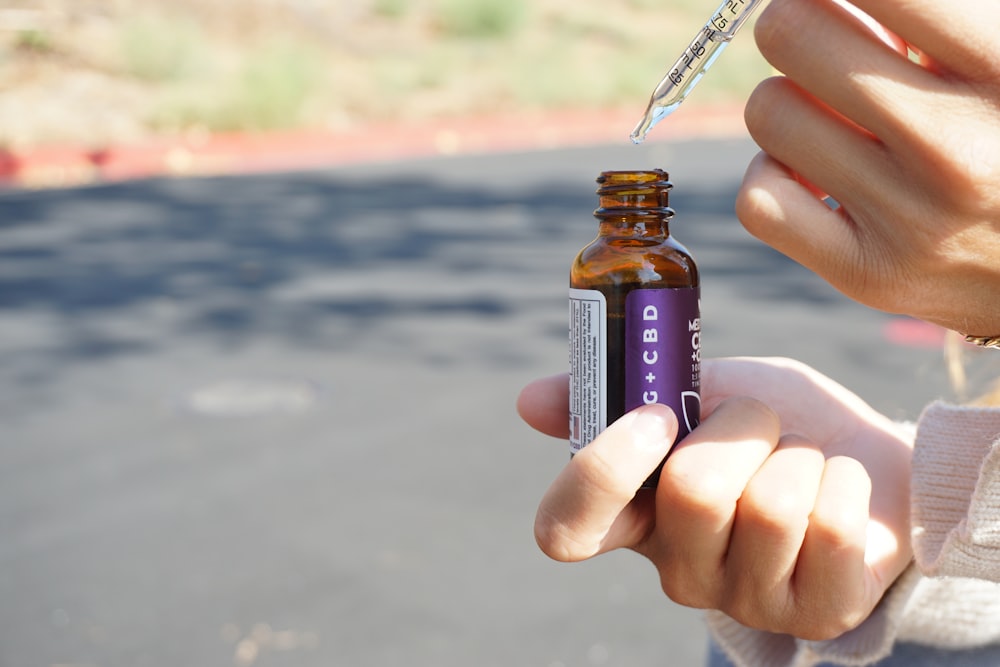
[736,0,1000,338]
[519,358,914,640]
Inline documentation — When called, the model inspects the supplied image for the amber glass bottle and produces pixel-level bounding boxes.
[569,170,700,486]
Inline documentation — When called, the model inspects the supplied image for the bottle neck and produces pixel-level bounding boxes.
[594,170,674,237]
[594,207,673,237]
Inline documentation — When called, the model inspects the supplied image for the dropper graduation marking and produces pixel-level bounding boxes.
[629,0,765,144]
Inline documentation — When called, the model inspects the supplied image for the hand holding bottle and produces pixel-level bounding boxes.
[736,0,1000,339]
[520,358,914,640]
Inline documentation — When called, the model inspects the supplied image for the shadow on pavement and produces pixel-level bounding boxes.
[0,138,951,667]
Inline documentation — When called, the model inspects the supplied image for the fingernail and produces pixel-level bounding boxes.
[628,407,674,452]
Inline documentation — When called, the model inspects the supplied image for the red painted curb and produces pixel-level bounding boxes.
[0,104,747,190]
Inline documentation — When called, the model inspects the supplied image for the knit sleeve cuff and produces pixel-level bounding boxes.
[706,566,923,667]
[910,402,1000,579]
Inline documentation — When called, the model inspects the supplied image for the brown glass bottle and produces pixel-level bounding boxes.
[569,170,700,487]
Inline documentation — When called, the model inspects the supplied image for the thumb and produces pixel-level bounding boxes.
[535,404,678,562]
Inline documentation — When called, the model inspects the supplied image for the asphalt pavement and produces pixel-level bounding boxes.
[0,135,954,667]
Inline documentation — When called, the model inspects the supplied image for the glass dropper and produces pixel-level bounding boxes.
[630,0,766,144]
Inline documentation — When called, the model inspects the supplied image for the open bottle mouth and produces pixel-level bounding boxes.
[596,169,674,214]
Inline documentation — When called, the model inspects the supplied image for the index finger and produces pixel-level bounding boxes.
[517,373,569,439]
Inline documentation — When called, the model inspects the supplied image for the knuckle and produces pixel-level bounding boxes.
[743,77,789,136]
[810,507,866,551]
[915,127,1000,209]
[659,459,739,526]
[576,445,638,503]
[789,607,868,641]
[720,594,789,635]
[838,244,911,312]
[753,0,797,62]
[730,393,775,415]
[739,486,808,536]
[721,595,863,641]
[718,395,780,429]
[712,558,869,640]
[658,566,716,610]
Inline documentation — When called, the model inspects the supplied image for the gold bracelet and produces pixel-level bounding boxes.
[965,335,1000,349]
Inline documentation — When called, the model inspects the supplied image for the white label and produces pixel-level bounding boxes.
[569,288,607,454]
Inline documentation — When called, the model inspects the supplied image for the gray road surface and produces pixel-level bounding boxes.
[0,136,953,667]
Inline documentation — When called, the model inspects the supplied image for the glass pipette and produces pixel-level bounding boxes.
[630,0,766,144]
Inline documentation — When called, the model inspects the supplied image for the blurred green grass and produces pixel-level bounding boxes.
[0,0,770,146]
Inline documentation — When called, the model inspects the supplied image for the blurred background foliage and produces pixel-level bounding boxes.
[0,0,769,149]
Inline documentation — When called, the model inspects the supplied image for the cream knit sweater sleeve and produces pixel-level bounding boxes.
[707,402,1000,667]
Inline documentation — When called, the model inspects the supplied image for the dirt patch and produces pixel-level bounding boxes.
[0,0,769,150]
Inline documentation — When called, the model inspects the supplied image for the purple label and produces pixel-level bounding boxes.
[625,288,701,439]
